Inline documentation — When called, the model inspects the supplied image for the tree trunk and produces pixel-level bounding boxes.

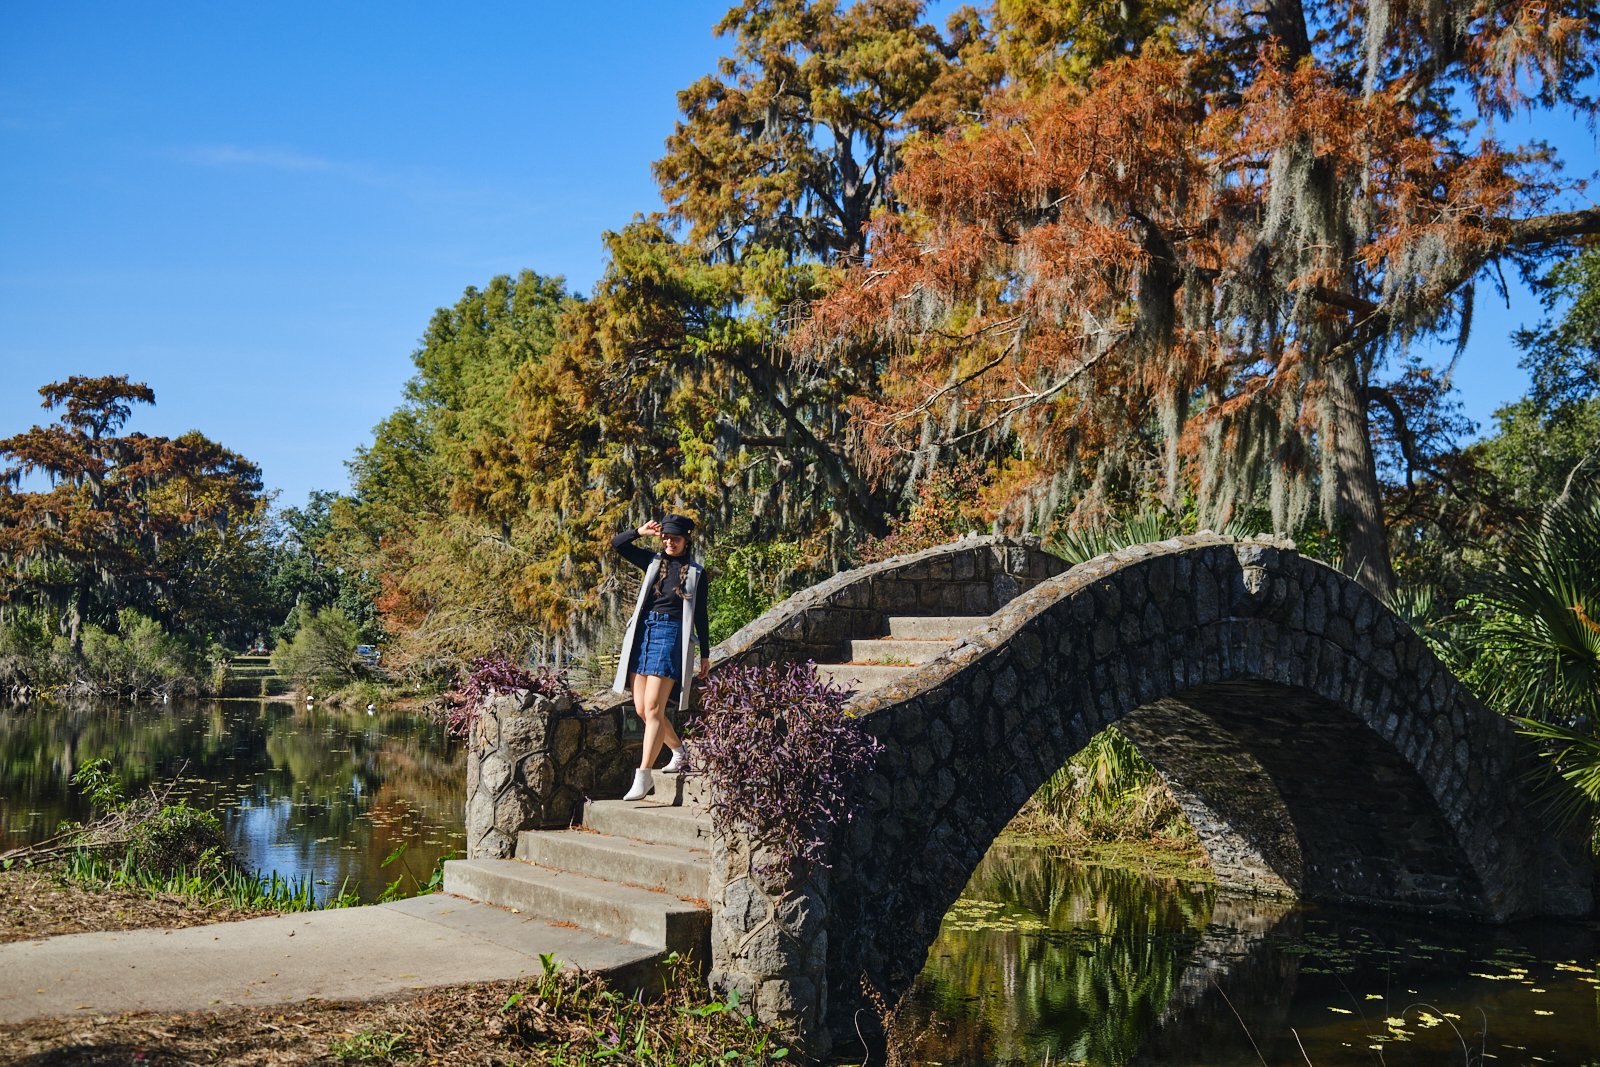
[1327,352,1397,600]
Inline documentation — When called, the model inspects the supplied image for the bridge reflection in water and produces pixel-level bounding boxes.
[905,839,1599,1066]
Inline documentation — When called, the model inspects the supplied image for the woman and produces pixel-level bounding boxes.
[611,513,711,801]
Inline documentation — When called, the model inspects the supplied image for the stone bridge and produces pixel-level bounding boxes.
[703,533,1591,1050]
[457,532,1591,1056]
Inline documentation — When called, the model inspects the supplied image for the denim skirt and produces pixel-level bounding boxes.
[631,611,682,680]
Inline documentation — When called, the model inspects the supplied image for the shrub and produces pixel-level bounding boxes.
[443,654,575,737]
[1456,485,1600,728]
[272,607,359,687]
[0,609,73,694]
[1016,727,1196,845]
[1050,505,1268,566]
[79,609,208,697]
[693,661,882,874]
[125,802,228,876]
[706,539,812,644]
[858,462,990,563]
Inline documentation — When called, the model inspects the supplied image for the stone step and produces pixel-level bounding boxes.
[220,678,268,698]
[650,770,711,808]
[442,858,709,955]
[884,615,988,640]
[847,637,949,665]
[815,662,917,693]
[517,830,710,900]
[583,799,713,851]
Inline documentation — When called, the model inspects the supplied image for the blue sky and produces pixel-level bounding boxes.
[1,3,1595,510]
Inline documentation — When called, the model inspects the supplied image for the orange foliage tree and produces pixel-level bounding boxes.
[0,376,264,646]
[804,0,1599,596]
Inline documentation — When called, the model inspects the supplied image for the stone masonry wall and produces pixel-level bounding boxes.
[706,832,833,1060]
[462,531,1591,1055]
[696,536,1069,1052]
[464,689,640,856]
[465,537,1065,847]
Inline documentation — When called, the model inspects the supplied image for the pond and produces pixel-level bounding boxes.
[906,840,1600,1066]
[0,699,465,903]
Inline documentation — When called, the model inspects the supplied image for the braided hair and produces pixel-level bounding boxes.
[653,536,693,600]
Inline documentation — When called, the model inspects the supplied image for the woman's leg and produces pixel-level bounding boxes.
[638,674,683,770]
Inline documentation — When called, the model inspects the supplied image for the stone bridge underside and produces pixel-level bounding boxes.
[816,534,1592,1032]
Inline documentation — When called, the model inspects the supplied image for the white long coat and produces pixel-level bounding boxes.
[611,556,703,712]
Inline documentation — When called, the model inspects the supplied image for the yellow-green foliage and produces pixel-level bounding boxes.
[1018,727,1195,845]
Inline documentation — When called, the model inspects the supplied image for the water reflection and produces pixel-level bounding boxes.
[0,700,465,903]
[909,840,1600,1066]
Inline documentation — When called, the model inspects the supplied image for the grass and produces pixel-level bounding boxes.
[1011,727,1199,848]
[59,848,359,911]
[467,952,791,1066]
[330,1028,413,1062]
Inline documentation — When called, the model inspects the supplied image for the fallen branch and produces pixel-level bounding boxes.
[0,764,187,866]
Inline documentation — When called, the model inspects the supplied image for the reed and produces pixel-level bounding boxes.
[60,848,358,911]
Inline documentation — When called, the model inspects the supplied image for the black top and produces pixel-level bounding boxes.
[613,530,711,658]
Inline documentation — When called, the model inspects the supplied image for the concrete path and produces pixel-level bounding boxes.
[0,894,664,1024]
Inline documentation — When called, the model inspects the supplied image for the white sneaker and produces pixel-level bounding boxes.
[623,768,654,801]
[662,747,685,773]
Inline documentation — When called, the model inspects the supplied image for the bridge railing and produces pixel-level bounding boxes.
[713,533,1069,668]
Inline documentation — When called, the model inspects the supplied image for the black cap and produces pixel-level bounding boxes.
[660,513,696,536]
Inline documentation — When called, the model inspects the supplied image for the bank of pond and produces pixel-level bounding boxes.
[1,699,1595,1065]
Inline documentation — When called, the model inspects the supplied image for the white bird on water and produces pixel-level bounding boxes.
[367,704,376,715]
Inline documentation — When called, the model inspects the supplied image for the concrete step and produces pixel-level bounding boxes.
[584,800,713,851]
[884,615,988,640]
[847,637,950,665]
[442,858,709,955]
[220,678,267,698]
[517,830,709,900]
[815,662,917,692]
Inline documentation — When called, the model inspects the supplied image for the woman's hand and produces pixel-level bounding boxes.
[696,660,711,682]
[638,520,662,538]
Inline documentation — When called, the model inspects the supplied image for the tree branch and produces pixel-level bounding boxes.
[1365,384,1422,489]
[1504,208,1600,247]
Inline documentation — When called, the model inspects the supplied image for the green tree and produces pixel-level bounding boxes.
[262,491,381,645]
[533,0,987,557]
[1388,248,1600,592]
[1475,249,1600,513]
[1456,488,1600,729]
[331,272,579,674]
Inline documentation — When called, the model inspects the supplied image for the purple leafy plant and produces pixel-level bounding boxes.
[443,654,575,738]
[692,661,883,875]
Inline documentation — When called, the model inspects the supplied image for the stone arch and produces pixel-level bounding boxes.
[816,535,1591,1032]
